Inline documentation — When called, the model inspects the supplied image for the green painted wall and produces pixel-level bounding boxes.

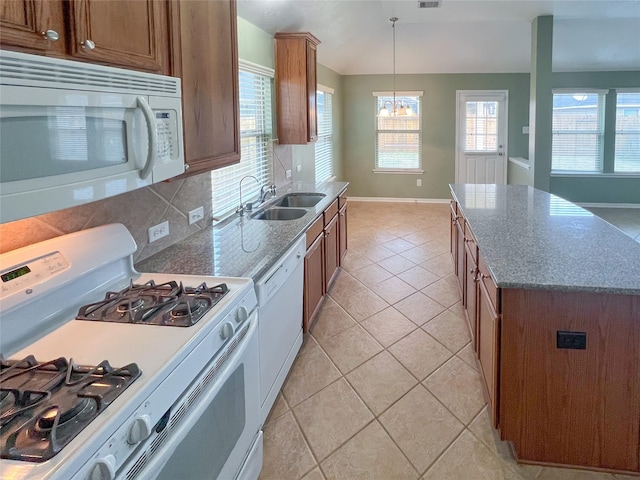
[342,73,530,198]
[237,17,274,69]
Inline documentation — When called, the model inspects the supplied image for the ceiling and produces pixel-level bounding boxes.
[236,0,640,75]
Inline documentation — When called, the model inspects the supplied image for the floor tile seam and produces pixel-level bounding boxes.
[285,403,328,479]
[365,416,424,478]
[419,322,471,357]
[330,269,390,306]
[341,350,420,417]
[384,340,452,385]
[419,286,461,310]
[402,411,469,478]
[420,365,487,428]
[464,408,529,479]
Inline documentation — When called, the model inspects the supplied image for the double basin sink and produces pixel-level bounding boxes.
[252,193,325,220]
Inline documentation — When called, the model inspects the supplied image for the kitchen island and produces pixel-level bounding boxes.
[450,184,640,475]
[136,181,348,281]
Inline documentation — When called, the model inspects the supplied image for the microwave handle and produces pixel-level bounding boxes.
[136,96,158,180]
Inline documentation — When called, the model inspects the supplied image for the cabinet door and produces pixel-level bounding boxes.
[464,242,478,350]
[478,279,500,427]
[306,40,318,141]
[450,202,458,267]
[304,233,325,333]
[173,0,240,175]
[455,217,465,297]
[67,0,169,73]
[0,0,65,54]
[324,214,339,290]
[338,203,348,265]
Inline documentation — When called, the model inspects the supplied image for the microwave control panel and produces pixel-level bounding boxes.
[155,111,178,162]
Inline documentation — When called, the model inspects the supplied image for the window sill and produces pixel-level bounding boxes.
[373,169,424,175]
[551,172,640,178]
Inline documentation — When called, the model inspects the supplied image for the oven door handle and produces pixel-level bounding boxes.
[137,96,158,180]
[125,314,258,480]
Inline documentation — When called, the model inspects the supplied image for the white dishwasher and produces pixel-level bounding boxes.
[255,235,306,423]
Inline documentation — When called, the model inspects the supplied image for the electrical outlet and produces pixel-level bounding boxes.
[148,221,169,243]
[556,331,586,350]
[188,206,205,225]
[286,169,292,179]
[417,179,422,187]
[296,164,302,172]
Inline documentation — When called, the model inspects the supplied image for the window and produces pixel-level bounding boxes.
[211,62,273,218]
[315,86,334,182]
[464,101,498,152]
[551,92,605,172]
[374,92,422,172]
[615,92,640,173]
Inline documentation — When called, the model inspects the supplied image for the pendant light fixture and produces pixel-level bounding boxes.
[378,17,413,117]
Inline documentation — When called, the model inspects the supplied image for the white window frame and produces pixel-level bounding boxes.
[551,89,606,173]
[315,85,334,182]
[614,89,640,174]
[373,91,424,174]
[211,60,274,219]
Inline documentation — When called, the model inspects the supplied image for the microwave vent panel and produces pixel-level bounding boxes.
[0,50,179,96]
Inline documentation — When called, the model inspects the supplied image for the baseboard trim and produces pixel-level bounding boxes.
[349,196,450,204]
[578,202,640,209]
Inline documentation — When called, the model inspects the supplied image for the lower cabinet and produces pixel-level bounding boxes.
[477,275,500,427]
[464,239,478,351]
[303,190,348,333]
[303,230,324,333]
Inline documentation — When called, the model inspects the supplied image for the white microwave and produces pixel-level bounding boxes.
[0,51,185,223]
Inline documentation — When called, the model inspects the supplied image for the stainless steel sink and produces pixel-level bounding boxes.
[252,207,308,221]
[273,193,326,208]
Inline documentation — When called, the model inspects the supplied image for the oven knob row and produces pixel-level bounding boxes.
[235,305,249,323]
[88,454,116,480]
[220,321,234,340]
[127,414,152,445]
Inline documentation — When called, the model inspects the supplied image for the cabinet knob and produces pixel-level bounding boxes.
[41,30,59,41]
[81,39,96,50]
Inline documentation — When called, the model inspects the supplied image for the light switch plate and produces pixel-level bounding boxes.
[148,221,169,243]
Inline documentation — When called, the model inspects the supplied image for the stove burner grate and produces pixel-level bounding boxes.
[76,280,229,327]
[0,356,140,462]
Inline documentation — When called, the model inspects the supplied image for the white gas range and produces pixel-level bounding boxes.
[0,224,262,480]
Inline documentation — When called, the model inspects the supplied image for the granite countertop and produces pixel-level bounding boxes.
[450,184,640,295]
[136,181,349,281]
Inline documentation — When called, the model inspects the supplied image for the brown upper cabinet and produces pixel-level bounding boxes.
[274,32,320,144]
[1,0,170,74]
[170,0,240,175]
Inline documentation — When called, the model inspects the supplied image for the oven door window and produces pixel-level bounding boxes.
[0,105,143,183]
[156,364,246,480]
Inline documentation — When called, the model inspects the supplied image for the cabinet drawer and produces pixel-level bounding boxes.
[338,190,348,208]
[306,215,324,249]
[478,254,500,313]
[324,199,338,223]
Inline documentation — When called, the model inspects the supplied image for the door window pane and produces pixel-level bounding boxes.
[465,101,497,152]
[615,92,640,173]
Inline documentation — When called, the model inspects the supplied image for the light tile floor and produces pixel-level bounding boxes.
[259,201,638,480]
[584,207,640,244]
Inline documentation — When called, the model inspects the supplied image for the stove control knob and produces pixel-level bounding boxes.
[127,414,152,445]
[88,454,115,480]
[235,305,249,323]
[220,322,234,340]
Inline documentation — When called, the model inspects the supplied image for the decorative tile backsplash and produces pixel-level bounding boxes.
[0,144,295,262]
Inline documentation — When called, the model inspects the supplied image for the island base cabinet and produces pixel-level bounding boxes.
[477,280,500,428]
[499,289,640,473]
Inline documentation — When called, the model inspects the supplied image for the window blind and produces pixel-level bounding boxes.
[374,94,422,171]
[615,92,640,173]
[315,88,333,182]
[211,66,273,218]
[551,92,604,172]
